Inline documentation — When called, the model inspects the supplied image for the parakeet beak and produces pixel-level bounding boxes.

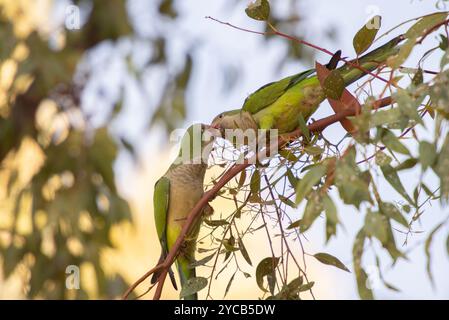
[208,123,225,137]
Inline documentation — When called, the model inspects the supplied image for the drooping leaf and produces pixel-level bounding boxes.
[298,281,315,292]
[179,277,208,298]
[379,128,410,155]
[245,0,270,21]
[379,202,408,228]
[446,234,449,257]
[435,134,449,201]
[286,168,299,188]
[250,169,261,196]
[313,252,350,272]
[304,146,324,156]
[334,147,372,208]
[388,12,448,68]
[364,211,388,244]
[298,114,310,142]
[380,164,414,205]
[412,68,424,86]
[238,237,252,266]
[299,191,324,232]
[352,229,374,299]
[295,164,326,205]
[419,141,437,170]
[287,219,302,230]
[189,253,216,268]
[224,272,236,298]
[395,158,418,171]
[425,223,444,286]
[256,257,280,292]
[353,15,382,55]
[204,219,229,227]
[279,195,296,208]
[323,194,339,242]
[238,169,247,189]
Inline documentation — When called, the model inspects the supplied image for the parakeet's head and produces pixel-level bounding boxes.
[175,123,219,165]
[211,109,242,131]
[211,109,258,133]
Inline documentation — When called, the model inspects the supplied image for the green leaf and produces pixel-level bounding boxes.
[238,237,253,266]
[335,148,372,208]
[180,277,208,298]
[388,12,448,68]
[279,195,296,208]
[204,219,229,227]
[238,169,247,189]
[379,202,408,228]
[250,169,261,196]
[313,252,350,272]
[223,236,236,262]
[412,68,423,86]
[224,272,236,298]
[323,194,339,242]
[375,152,392,167]
[304,146,324,156]
[380,164,414,205]
[395,158,418,171]
[298,114,310,142]
[300,191,324,232]
[256,257,280,292]
[298,281,315,292]
[352,230,374,300]
[370,108,402,127]
[295,164,326,205]
[446,234,449,257]
[323,69,345,100]
[279,150,299,162]
[189,253,216,268]
[439,34,448,50]
[287,219,302,230]
[245,0,270,21]
[419,141,437,170]
[353,15,382,55]
[379,128,410,155]
[222,237,239,252]
[364,211,388,244]
[406,12,448,38]
[435,134,449,201]
[286,168,299,188]
[425,223,444,286]
[365,210,404,261]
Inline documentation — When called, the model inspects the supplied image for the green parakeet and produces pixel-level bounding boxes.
[212,35,403,134]
[151,123,217,300]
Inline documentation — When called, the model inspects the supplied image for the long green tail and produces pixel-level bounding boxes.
[177,257,197,300]
[338,35,404,86]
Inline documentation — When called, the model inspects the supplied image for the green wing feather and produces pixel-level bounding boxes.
[152,176,178,289]
[154,176,170,248]
[242,68,316,114]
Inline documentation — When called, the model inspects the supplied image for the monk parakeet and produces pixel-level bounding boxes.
[151,123,217,300]
[212,36,403,134]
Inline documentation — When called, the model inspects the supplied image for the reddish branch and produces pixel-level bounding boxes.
[205,16,403,87]
[121,95,393,300]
